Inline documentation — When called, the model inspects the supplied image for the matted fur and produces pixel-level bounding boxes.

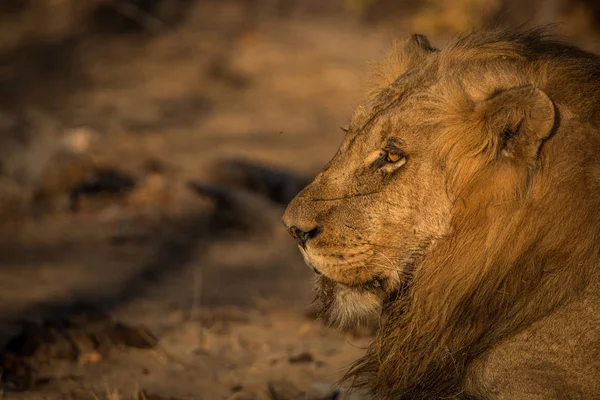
[283,26,600,399]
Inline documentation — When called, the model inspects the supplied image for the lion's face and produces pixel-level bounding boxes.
[282,89,453,324]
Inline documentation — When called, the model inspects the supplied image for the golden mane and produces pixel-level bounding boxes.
[344,26,600,399]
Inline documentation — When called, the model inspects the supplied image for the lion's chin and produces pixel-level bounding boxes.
[312,275,386,330]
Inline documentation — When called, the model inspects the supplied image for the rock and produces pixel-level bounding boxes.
[267,380,340,400]
[228,391,258,400]
[231,384,244,392]
[288,351,314,364]
[61,126,97,154]
[267,380,304,400]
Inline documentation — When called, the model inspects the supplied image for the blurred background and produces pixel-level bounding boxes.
[0,1,598,399]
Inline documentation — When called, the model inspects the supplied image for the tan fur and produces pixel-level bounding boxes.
[366,34,438,101]
[283,26,600,399]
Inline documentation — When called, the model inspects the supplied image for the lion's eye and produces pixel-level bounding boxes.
[386,151,403,163]
[370,148,407,171]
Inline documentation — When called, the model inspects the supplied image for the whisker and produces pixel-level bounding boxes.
[340,254,369,273]
[369,251,416,279]
[360,240,405,250]
[377,251,397,269]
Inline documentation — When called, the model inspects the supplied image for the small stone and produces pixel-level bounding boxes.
[267,380,339,400]
[61,127,96,154]
[267,380,304,400]
[79,350,102,365]
[309,383,341,400]
[228,392,257,400]
[231,385,244,392]
[134,389,180,400]
[288,351,314,364]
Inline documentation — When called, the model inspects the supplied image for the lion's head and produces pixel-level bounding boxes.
[283,27,600,399]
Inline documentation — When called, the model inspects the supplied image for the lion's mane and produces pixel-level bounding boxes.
[343,27,600,399]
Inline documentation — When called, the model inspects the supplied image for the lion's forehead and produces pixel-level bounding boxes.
[344,98,440,154]
[349,62,441,133]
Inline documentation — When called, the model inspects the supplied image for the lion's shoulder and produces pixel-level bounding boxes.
[467,279,600,398]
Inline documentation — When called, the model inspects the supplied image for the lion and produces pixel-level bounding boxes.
[282,27,600,399]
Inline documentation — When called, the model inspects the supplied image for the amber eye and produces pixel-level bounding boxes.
[386,151,403,163]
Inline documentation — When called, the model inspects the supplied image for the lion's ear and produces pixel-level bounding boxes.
[406,34,437,54]
[477,86,556,162]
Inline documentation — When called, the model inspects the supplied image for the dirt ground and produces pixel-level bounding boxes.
[0,1,599,399]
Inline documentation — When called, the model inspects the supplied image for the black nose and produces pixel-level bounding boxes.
[288,225,321,248]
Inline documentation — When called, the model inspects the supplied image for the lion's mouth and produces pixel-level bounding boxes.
[311,265,388,291]
[309,256,417,301]
[304,249,418,294]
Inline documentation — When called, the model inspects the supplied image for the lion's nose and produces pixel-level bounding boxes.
[288,225,321,248]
